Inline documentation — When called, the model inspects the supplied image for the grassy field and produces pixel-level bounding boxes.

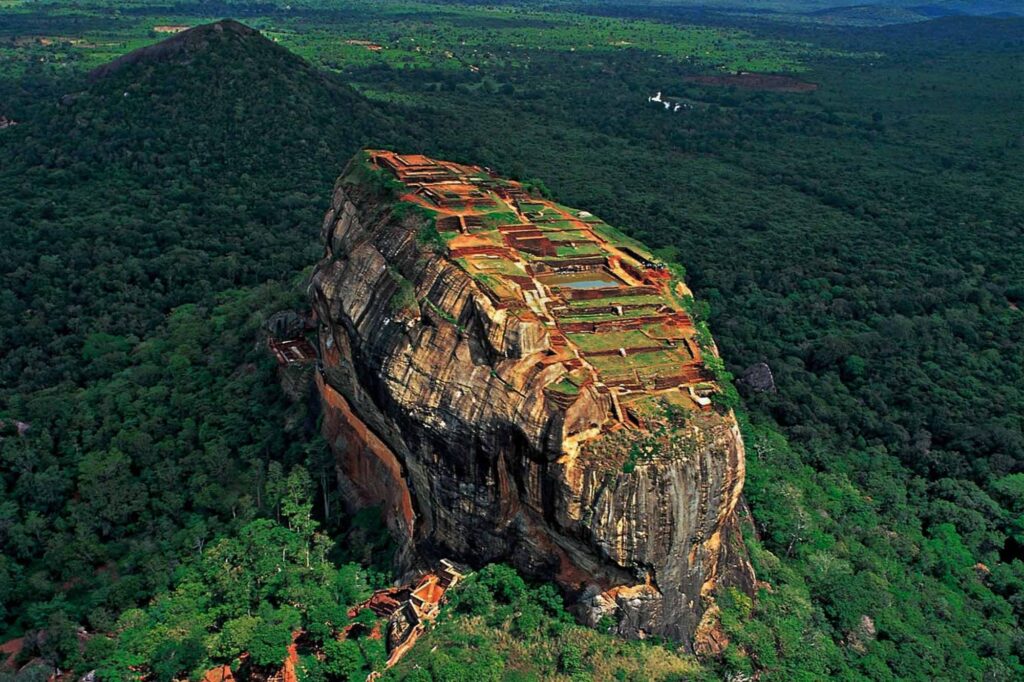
[589,348,690,376]
[0,0,857,80]
[567,329,654,353]
[555,242,604,257]
[566,294,666,308]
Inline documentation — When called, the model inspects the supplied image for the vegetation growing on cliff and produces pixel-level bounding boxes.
[415,221,449,252]
[344,151,407,199]
[384,565,706,682]
[387,268,419,315]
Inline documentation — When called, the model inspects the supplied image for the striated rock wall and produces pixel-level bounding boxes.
[308,153,754,646]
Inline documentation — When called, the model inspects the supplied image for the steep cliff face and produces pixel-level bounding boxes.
[309,151,754,646]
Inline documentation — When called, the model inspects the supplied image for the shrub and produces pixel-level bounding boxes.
[387,268,418,314]
[477,564,526,604]
[248,605,301,668]
[558,640,584,674]
[454,581,495,616]
[416,221,447,251]
[512,603,544,638]
[322,639,366,680]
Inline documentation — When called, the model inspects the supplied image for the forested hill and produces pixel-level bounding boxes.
[0,19,406,395]
[87,19,273,80]
[0,19,411,655]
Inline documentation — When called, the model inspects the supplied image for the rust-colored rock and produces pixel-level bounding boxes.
[309,151,754,647]
[693,604,730,657]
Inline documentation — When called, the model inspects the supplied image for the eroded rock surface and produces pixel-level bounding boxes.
[309,151,754,646]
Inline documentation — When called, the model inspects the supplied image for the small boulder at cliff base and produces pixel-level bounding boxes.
[739,361,776,394]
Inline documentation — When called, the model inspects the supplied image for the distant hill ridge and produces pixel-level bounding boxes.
[88,19,283,80]
[0,15,408,394]
[805,2,1020,25]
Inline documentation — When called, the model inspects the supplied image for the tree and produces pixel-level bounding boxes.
[992,474,1024,544]
[558,639,584,675]
[512,603,543,639]
[455,581,494,616]
[477,564,525,604]
[322,639,366,681]
[248,605,300,669]
[282,466,317,567]
[150,636,205,682]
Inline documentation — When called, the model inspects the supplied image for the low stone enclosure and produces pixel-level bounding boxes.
[346,560,466,676]
[267,337,317,365]
[365,150,719,421]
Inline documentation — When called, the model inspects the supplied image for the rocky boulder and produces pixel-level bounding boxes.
[308,151,755,646]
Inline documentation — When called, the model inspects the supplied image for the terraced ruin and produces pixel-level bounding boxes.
[370,150,718,434]
[311,150,751,643]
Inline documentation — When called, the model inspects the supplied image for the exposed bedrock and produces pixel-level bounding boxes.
[308,155,754,647]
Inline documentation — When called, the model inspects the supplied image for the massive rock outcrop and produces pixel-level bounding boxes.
[309,151,754,646]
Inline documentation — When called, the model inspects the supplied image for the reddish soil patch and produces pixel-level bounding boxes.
[1,637,24,670]
[687,73,818,93]
[202,665,236,682]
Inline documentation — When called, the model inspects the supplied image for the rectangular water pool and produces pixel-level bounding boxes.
[563,278,619,290]
[542,270,622,290]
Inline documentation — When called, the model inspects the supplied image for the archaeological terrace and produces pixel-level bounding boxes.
[368,150,717,429]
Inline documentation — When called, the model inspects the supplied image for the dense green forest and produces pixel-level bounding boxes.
[1,1,1022,680]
